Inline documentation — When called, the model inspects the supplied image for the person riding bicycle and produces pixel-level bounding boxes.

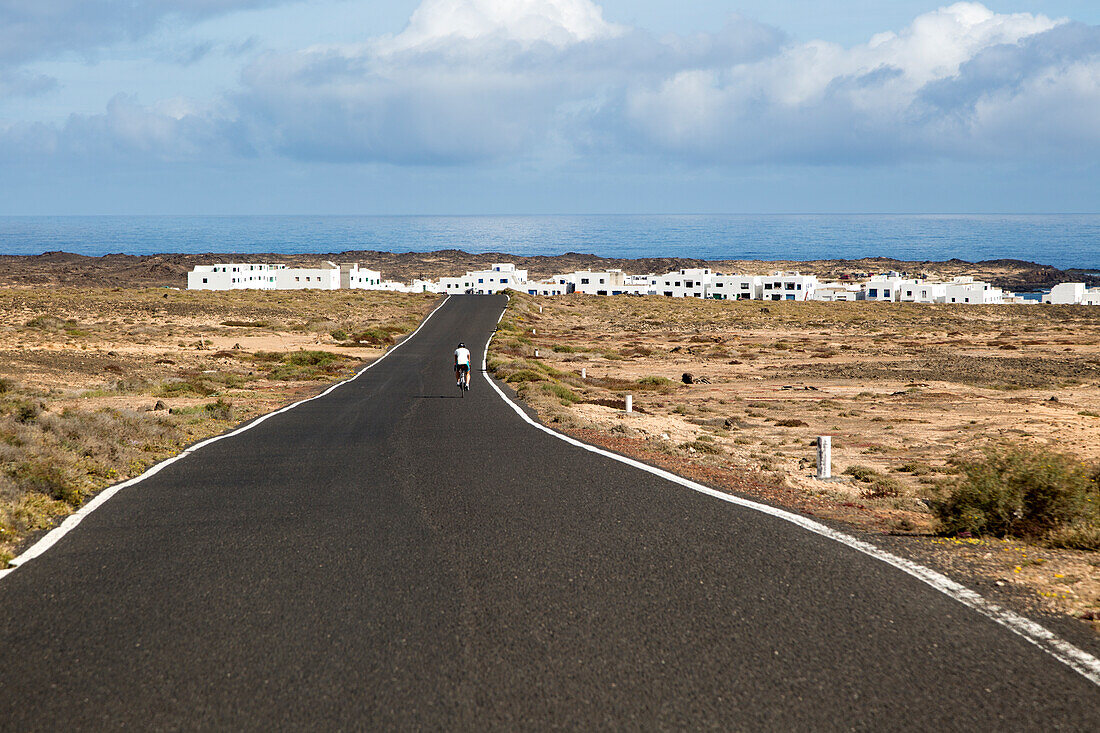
[454,342,472,391]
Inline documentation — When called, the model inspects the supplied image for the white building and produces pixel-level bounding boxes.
[1083,288,1100,306]
[944,277,1003,304]
[707,275,760,300]
[760,272,818,301]
[187,263,283,290]
[573,270,628,296]
[274,263,341,290]
[1045,283,1086,304]
[653,268,711,298]
[812,282,861,302]
[898,281,948,304]
[344,265,383,289]
[439,263,527,295]
[526,280,572,296]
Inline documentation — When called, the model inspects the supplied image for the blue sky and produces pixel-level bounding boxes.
[2,1,1099,214]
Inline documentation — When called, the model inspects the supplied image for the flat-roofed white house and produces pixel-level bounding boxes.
[760,272,818,301]
[898,281,948,303]
[1045,283,1086,304]
[572,270,627,296]
[653,268,712,298]
[707,275,760,300]
[439,263,527,295]
[944,278,1003,304]
[858,276,921,302]
[527,280,572,296]
[1083,288,1100,306]
[188,263,284,290]
[274,263,341,290]
[812,282,861,301]
[344,265,383,289]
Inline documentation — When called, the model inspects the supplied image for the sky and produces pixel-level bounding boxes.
[1,0,1099,215]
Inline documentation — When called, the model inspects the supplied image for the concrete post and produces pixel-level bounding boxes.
[534,349,540,358]
[581,368,586,379]
[626,395,633,413]
[817,436,832,480]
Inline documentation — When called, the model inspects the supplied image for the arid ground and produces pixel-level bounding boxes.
[0,287,438,564]
[489,292,1100,628]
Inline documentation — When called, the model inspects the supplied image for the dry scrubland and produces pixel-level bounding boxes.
[490,292,1100,625]
[0,287,437,565]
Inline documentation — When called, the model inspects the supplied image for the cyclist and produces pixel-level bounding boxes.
[454,342,472,391]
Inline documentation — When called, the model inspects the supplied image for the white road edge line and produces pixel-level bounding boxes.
[0,295,453,583]
[482,297,1100,687]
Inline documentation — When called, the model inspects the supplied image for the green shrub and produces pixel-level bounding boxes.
[13,459,80,505]
[897,461,932,476]
[541,383,580,405]
[681,440,722,455]
[0,378,11,394]
[843,465,877,482]
[504,369,546,384]
[330,329,348,341]
[552,344,577,353]
[285,350,342,368]
[930,446,1099,539]
[203,399,233,421]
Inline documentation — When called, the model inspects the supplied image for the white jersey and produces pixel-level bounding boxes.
[455,347,472,366]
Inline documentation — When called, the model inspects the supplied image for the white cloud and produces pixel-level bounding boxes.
[392,0,623,49]
[0,0,293,65]
[5,2,1100,170]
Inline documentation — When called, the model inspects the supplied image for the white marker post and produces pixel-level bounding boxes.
[626,395,633,414]
[581,368,587,379]
[534,349,540,358]
[817,436,832,480]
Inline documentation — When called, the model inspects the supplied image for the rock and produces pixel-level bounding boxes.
[1048,396,1059,402]
[682,373,694,384]
[233,343,242,350]
[153,400,168,411]
[107,350,118,357]
[760,307,771,314]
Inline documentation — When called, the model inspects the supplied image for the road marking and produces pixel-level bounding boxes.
[481,301,1100,687]
[0,296,452,582]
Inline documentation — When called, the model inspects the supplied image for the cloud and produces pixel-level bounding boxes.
[234,0,785,164]
[0,0,293,66]
[4,1,1100,171]
[0,94,252,163]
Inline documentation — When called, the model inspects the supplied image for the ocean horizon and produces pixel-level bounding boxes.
[1,214,1098,270]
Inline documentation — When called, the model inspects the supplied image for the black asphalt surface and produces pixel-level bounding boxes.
[1,294,1097,730]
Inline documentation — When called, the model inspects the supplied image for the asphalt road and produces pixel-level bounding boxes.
[1,294,1097,730]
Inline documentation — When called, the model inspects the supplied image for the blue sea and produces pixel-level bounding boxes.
[1,215,1097,269]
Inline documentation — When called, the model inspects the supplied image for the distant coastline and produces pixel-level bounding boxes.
[1,214,1098,270]
[2,249,1097,293]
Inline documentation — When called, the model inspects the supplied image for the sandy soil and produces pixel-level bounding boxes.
[0,287,438,563]
[491,293,1100,628]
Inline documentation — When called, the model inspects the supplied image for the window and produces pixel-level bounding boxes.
[764,283,773,290]
[714,282,724,288]
[786,294,795,301]
[597,290,607,296]
[741,283,749,289]
[686,280,694,288]
[906,290,913,297]
[675,281,681,287]
[580,278,590,284]
[869,289,878,297]
[785,283,796,290]
[202,278,208,284]
[478,278,484,283]
[664,291,673,297]
[501,278,509,284]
